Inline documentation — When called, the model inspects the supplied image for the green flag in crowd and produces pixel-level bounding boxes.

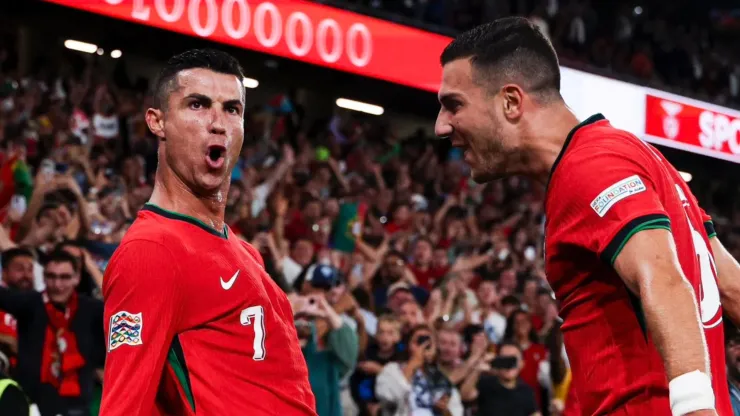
[331,202,367,253]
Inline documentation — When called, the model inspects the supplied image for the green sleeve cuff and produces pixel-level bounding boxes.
[601,214,671,266]
[704,221,717,239]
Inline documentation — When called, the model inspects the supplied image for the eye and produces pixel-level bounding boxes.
[189,101,202,110]
[226,106,239,115]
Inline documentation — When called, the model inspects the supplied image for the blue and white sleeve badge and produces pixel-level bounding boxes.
[108,311,143,352]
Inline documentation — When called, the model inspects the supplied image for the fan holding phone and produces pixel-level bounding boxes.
[376,325,464,416]
[476,342,542,416]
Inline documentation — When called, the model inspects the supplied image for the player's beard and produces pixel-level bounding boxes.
[470,132,510,183]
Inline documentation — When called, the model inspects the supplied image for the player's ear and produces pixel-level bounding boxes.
[145,108,166,140]
[501,84,524,121]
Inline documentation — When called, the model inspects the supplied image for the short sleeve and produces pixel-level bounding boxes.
[548,147,671,266]
[699,208,716,238]
[100,240,182,416]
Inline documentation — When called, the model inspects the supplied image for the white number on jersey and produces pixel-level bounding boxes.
[240,305,266,360]
[676,184,721,328]
[691,227,722,328]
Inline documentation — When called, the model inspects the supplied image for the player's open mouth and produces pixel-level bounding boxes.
[206,145,226,169]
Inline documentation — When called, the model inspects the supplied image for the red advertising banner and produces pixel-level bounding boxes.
[644,93,740,163]
[43,0,452,92]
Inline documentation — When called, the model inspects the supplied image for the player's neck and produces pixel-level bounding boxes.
[522,104,581,185]
[149,169,228,232]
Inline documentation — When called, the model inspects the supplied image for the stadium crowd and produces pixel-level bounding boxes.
[1,9,740,416]
[323,0,740,109]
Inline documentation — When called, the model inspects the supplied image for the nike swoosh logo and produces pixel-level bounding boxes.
[220,270,240,290]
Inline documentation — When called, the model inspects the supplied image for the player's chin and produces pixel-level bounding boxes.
[195,171,230,193]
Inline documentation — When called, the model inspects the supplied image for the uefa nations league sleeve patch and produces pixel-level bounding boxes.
[108,311,143,352]
[590,175,647,217]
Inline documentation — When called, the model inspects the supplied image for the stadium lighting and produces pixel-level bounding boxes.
[64,39,98,54]
[96,48,105,56]
[242,78,259,89]
[335,98,384,116]
[679,171,692,182]
[110,50,123,59]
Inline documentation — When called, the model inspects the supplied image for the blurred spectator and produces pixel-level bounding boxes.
[503,309,549,412]
[0,377,31,416]
[350,314,402,416]
[0,249,103,416]
[476,342,540,416]
[376,324,464,416]
[295,265,359,416]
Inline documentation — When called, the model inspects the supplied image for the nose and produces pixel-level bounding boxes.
[209,109,227,135]
[435,109,453,139]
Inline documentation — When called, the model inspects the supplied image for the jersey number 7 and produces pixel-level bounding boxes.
[240,306,266,360]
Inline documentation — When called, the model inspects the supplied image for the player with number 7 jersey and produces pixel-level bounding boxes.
[100,49,316,416]
[101,204,316,415]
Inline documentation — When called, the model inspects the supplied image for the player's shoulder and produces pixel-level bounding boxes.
[237,237,265,268]
[566,115,647,160]
[553,114,659,179]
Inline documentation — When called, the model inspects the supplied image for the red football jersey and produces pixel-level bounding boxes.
[545,114,731,416]
[101,204,316,416]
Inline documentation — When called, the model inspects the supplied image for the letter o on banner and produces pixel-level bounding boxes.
[222,0,250,39]
[155,0,185,23]
[188,0,219,37]
[316,19,342,64]
[285,12,313,57]
[254,2,282,48]
[346,23,372,68]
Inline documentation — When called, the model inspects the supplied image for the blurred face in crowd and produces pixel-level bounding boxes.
[392,204,410,225]
[311,217,332,245]
[522,279,538,305]
[384,254,406,281]
[291,239,314,267]
[437,329,463,366]
[477,281,499,308]
[436,59,522,183]
[44,261,79,304]
[390,289,415,314]
[499,269,517,294]
[497,344,523,383]
[432,248,449,268]
[399,300,424,330]
[413,239,433,266]
[409,327,437,364]
[538,291,554,316]
[303,200,322,222]
[146,68,245,195]
[324,198,340,219]
[512,310,533,342]
[376,319,401,353]
[3,255,34,290]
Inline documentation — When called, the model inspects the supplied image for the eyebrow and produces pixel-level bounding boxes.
[438,92,461,104]
[185,93,243,108]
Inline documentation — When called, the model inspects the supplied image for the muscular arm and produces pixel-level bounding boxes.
[710,237,740,325]
[100,241,182,416]
[614,228,710,380]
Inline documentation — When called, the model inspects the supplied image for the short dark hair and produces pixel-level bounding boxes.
[2,247,36,270]
[440,17,560,101]
[44,250,80,274]
[153,49,246,110]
